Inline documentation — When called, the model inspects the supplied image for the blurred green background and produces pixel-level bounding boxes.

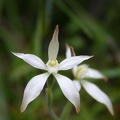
[0,0,120,120]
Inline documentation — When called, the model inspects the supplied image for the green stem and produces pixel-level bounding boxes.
[46,78,72,120]
[60,101,72,120]
[46,81,59,120]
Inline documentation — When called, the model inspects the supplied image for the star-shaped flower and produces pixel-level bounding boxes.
[12,25,92,113]
[66,45,114,115]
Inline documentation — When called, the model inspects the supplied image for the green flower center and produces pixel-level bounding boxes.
[49,60,56,66]
[75,65,88,80]
[46,59,59,73]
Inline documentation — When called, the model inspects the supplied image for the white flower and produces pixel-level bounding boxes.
[12,25,92,113]
[66,45,114,115]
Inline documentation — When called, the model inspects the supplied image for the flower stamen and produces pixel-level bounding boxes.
[46,60,59,73]
[76,65,88,79]
[49,60,56,66]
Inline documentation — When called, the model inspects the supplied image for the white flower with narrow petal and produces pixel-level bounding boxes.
[66,45,114,115]
[12,25,92,113]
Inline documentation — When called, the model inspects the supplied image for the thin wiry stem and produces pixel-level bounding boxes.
[60,101,72,120]
[46,79,59,120]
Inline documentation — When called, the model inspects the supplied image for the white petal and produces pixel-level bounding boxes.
[48,25,59,60]
[81,80,114,115]
[59,56,92,70]
[12,52,47,70]
[66,44,71,58]
[65,44,75,58]
[84,68,106,79]
[20,72,50,112]
[53,73,80,113]
[72,66,78,77]
[65,45,79,77]
[73,80,81,91]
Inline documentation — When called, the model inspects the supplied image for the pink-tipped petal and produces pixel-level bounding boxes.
[66,44,72,58]
[53,73,80,113]
[81,80,114,115]
[20,72,50,112]
[48,25,59,60]
[12,52,47,70]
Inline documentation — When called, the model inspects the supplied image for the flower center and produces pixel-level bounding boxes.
[46,59,59,73]
[75,64,88,80]
[49,60,56,66]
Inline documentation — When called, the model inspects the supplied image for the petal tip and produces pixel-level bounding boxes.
[20,109,24,113]
[90,55,94,58]
[20,101,27,113]
[11,51,14,54]
[20,102,27,113]
[76,105,80,113]
[104,77,108,82]
[11,52,24,58]
[56,24,59,29]
[109,107,114,116]
[55,25,59,34]
[20,106,25,113]
[111,111,114,116]
[11,51,16,55]
[11,52,18,57]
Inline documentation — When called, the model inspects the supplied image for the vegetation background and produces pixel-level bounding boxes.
[0,0,120,120]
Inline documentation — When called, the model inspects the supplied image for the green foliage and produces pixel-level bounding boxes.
[0,0,120,119]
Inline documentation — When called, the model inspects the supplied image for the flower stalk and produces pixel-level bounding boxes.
[46,87,59,120]
[60,101,72,120]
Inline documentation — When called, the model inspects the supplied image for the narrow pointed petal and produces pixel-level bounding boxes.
[20,72,50,112]
[66,44,71,58]
[65,45,78,76]
[48,25,59,60]
[72,65,78,77]
[53,73,80,113]
[12,52,47,70]
[59,56,92,70]
[73,80,81,91]
[81,80,114,115]
[84,68,106,79]
[66,44,75,58]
